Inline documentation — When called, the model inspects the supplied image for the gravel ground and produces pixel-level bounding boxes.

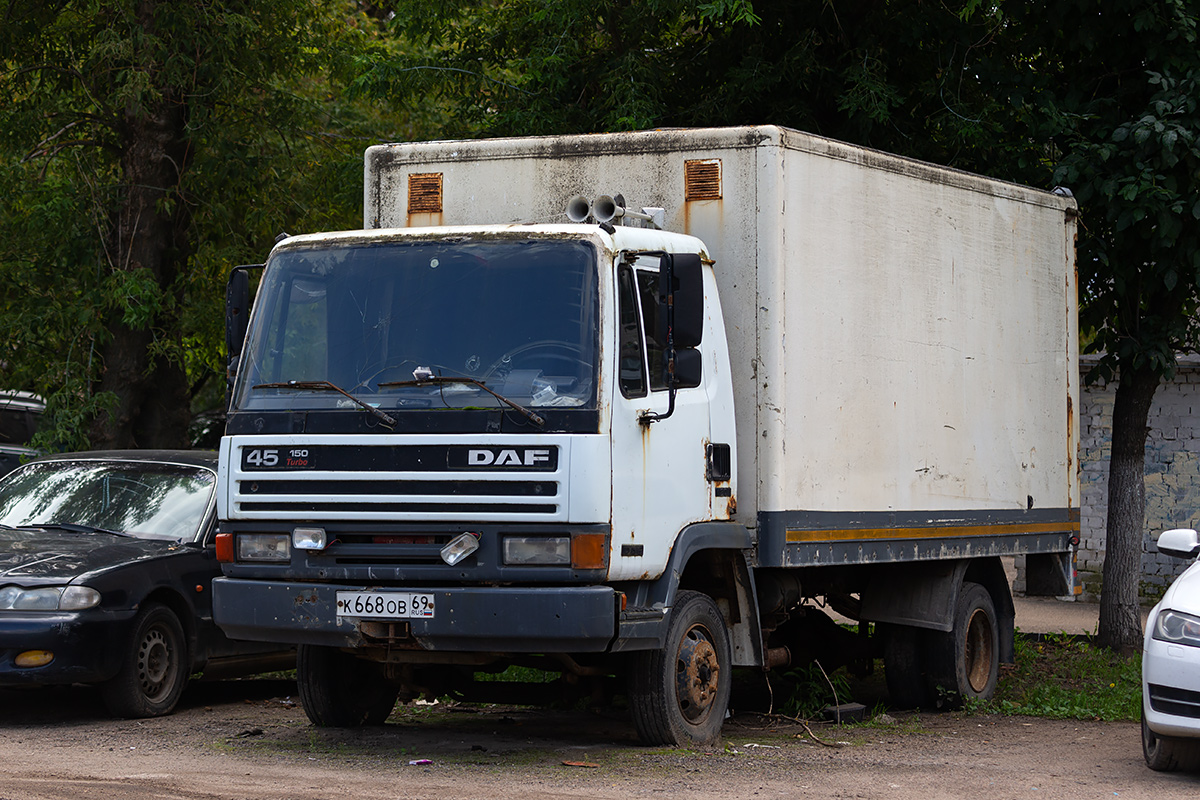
[1,679,1198,799]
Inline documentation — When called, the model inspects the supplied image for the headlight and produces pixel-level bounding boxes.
[0,585,101,611]
[237,533,291,562]
[60,586,102,610]
[292,527,327,550]
[503,536,570,565]
[1153,609,1200,648]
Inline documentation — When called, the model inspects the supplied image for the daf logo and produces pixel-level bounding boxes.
[468,448,551,467]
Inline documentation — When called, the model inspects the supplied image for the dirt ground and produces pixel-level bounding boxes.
[1,678,1197,800]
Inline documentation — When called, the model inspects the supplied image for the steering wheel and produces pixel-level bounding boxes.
[483,341,587,379]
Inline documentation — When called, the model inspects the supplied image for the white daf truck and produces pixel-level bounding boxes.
[213,126,1080,746]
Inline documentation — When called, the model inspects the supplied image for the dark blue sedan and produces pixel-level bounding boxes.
[0,451,291,717]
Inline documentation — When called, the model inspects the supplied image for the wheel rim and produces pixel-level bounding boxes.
[137,626,176,701]
[675,623,721,723]
[963,607,994,693]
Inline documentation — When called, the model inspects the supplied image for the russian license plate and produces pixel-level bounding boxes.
[335,591,435,619]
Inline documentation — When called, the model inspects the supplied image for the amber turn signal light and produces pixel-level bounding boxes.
[570,533,608,570]
[215,532,235,563]
[15,650,54,668]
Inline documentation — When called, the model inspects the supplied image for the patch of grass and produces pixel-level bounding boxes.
[473,665,558,683]
[771,663,853,720]
[969,633,1141,721]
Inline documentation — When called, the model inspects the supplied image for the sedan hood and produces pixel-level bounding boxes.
[1161,559,1200,616]
[0,528,180,583]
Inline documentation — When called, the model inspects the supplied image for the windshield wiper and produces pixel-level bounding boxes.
[380,372,545,427]
[254,380,397,428]
[30,522,133,538]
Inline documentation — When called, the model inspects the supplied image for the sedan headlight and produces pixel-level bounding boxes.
[1153,609,1200,648]
[0,585,101,611]
[237,533,290,562]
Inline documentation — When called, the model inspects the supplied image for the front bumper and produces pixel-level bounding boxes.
[0,609,138,686]
[212,577,618,653]
[1143,607,1200,738]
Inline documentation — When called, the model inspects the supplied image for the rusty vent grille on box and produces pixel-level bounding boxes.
[408,173,443,213]
[684,159,722,200]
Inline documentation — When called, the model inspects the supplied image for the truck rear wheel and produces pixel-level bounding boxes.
[628,590,731,747]
[297,644,400,727]
[882,623,931,709]
[926,581,999,708]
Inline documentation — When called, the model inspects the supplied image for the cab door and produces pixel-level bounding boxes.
[609,255,712,581]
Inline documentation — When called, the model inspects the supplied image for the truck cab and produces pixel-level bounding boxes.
[214,221,746,744]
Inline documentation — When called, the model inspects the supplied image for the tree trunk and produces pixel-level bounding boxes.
[1096,363,1158,653]
[88,101,193,448]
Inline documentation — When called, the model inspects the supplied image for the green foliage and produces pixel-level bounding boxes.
[772,662,852,720]
[474,665,558,683]
[972,634,1142,721]
[992,1,1200,384]
[355,0,1021,168]
[0,1,434,448]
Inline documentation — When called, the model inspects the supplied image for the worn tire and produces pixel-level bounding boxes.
[297,645,400,727]
[882,623,931,709]
[100,604,189,718]
[1143,706,1200,771]
[926,582,999,708]
[628,590,731,747]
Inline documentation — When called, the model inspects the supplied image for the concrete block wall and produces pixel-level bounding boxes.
[1074,355,1200,602]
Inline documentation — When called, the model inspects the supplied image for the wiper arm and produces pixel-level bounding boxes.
[254,380,397,428]
[380,374,545,427]
[32,522,133,538]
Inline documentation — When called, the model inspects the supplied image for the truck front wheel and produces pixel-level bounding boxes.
[926,581,999,707]
[629,590,732,747]
[297,644,400,727]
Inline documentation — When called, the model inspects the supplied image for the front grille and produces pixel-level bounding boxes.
[240,479,556,497]
[241,501,557,514]
[1148,684,1200,719]
[327,541,446,565]
[230,442,566,521]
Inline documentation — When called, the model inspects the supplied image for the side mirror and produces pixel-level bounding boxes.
[641,252,705,425]
[1157,528,1200,559]
[226,269,251,363]
[673,347,703,389]
[658,253,704,349]
[225,265,262,409]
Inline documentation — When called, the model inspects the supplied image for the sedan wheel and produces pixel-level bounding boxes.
[101,604,189,718]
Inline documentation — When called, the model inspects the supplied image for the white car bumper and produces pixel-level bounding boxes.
[1143,604,1200,739]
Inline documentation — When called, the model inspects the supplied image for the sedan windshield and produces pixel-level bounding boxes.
[0,461,215,542]
[232,238,599,413]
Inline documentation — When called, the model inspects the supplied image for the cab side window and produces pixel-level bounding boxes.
[617,266,647,398]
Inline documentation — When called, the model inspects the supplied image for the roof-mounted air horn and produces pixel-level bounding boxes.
[566,194,665,230]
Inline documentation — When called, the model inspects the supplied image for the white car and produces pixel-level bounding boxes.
[1143,527,1200,771]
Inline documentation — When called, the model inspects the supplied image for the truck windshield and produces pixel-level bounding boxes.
[231,238,599,413]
